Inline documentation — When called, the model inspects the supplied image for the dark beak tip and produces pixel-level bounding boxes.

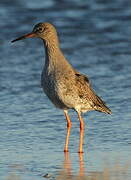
[11,32,36,43]
[11,40,15,43]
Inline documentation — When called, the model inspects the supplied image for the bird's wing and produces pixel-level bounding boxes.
[75,72,111,114]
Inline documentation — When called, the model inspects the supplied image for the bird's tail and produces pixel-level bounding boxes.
[94,95,112,114]
[96,104,112,114]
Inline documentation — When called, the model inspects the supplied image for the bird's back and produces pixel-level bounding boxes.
[74,72,111,114]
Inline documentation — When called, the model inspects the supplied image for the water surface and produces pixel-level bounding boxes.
[0,0,131,179]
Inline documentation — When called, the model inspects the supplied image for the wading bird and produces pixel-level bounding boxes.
[12,22,111,153]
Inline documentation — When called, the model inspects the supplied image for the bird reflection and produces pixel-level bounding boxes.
[56,152,85,180]
[79,152,85,177]
[63,152,72,176]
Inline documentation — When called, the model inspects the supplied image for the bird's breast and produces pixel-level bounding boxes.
[41,69,71,109]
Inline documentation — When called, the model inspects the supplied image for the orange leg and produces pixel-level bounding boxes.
[77,111,84,153]
[64,110,72,152]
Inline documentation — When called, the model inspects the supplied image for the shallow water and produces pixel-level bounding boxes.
[0,0,131,179]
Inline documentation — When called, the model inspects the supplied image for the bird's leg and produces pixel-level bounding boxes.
[64,110,72,152]
[77,111,84,153]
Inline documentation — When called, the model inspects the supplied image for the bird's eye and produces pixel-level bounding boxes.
[37,27,44,33]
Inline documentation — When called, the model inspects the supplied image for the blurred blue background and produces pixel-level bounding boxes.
[0,0,131,179]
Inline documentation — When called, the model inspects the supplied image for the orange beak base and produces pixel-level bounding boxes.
[11,32,37,43]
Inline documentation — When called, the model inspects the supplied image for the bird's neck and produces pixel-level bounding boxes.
[43,36,66,69]
[43,36,61,59]
[43,35,74,75]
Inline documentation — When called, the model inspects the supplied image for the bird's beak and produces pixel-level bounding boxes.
[11,32,37,43]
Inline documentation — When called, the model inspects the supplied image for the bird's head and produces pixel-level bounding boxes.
[11,22,57,43]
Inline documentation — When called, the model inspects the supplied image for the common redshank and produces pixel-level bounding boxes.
[11,22,111,153]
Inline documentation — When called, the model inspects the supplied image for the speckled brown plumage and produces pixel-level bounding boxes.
[74,72,111,114]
